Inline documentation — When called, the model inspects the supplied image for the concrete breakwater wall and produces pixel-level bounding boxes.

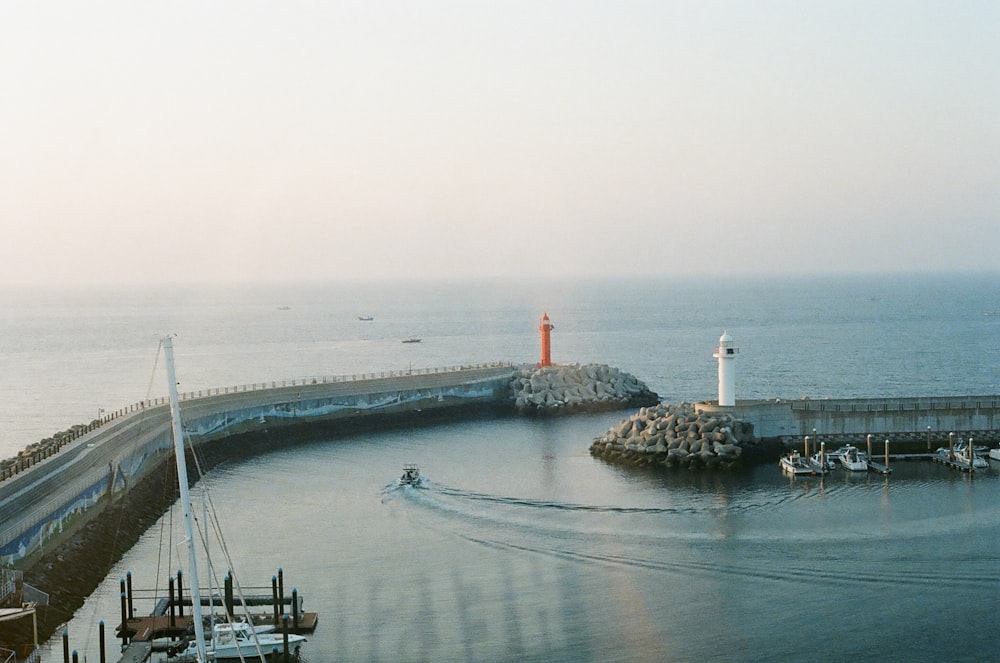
[0,364,517,564]
[591,394,1000,471]
[0,361,655,650]
[695,395,1000,446]
[1,362,656,565]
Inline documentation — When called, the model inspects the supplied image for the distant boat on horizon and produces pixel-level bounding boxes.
[401,337,421,344]
[358,315,374,321]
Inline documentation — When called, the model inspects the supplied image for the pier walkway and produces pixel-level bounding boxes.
[0,364,518,563]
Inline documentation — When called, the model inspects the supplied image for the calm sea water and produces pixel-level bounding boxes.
[3,273,998,662]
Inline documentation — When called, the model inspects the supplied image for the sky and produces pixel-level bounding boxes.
[1,1,997,287]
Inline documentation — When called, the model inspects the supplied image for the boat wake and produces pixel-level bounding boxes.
[458,532,1000,591]
[386,477,1000,549]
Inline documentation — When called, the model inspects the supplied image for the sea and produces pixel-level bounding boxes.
[1,272,998,663]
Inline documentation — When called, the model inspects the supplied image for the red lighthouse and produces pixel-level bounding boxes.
[539,313,555,367]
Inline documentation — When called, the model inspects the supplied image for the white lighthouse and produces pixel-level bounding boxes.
[713,331,739,406]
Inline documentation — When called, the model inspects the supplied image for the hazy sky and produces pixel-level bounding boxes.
[2,1,997,286]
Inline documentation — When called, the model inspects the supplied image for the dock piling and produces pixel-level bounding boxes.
[225,572,234,620]
[282,615,290,662]
[168,577,176,628]
[99,620,106,663]
[119,592,128,647]
[292,588,299,630]
[126,571,134,620]
[177,569,184,618]
[62,630,69,663]
[278,568,285,616]
[272,575,279,624]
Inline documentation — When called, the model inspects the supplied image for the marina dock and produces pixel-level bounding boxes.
[118,610,320,643]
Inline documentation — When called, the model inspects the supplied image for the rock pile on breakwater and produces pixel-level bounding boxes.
[511,364,659,414]
[0,421,100,481]
[589,402,764,469]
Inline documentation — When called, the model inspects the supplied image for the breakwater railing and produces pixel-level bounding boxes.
[0,362,516,482]
[789,396,1000,412]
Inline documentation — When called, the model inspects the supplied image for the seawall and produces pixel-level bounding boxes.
[695,395,1000,447]
[0,360,657,650]
[0,364,517,565]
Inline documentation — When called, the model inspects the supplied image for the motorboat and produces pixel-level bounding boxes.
[401,337,421,343]
[808,451,836,473]
[357,315,374,321]
[175,620,305,660]
[399,464,422,485]
[837,445,868,471]
[989,447,1000,462]
[779,451,815,475]
[953,441,989,469]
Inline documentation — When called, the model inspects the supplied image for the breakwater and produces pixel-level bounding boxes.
[0,361,655,652]
[696,395,1000,446]
[592,394,1000,471]
[0,364,517,565]
[1,362,657,567]
[590,401,765,469]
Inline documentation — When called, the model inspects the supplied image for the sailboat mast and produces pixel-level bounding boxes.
[163,337,208,662]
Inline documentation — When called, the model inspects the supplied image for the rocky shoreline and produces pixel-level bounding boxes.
[589,401,778,469]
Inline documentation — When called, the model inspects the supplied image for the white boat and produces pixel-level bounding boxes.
[989,447,1000,462]
[952,441,989,469]
[779,451,815,475]
[834,445,868,471]
[162,338,307,662]
[179,620,306,660]
[809,451,836,473]
[399,464,422,485]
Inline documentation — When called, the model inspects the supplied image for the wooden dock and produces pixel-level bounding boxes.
[118,611,319,642]
[867,460,892,475]
[931,454,977,472]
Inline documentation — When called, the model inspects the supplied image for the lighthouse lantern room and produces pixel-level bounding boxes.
[712,331,739,406]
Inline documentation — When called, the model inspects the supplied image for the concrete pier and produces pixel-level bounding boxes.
[696,395,1000,447]
[0,364,516,564]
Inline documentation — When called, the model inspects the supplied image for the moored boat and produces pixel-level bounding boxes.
[178,619,306,660]
[834,445,868,471]
[779,451,816,475]
[809,451,836,473]
[952,441,989,469]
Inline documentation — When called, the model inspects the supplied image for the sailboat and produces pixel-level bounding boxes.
[162,337,307,661]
